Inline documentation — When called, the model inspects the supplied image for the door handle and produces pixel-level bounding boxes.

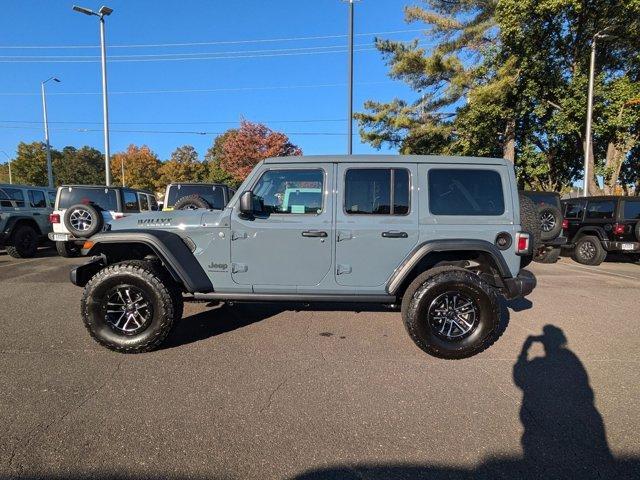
[302,230,328,238]
[382,231,408,238]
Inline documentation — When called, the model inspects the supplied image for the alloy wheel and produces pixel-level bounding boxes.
[427,291,479,340]
[103,285,153,335]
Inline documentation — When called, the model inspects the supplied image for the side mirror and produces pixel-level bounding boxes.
[239,191,254,215]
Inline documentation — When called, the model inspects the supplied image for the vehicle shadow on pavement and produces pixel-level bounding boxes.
[290,324,639,480]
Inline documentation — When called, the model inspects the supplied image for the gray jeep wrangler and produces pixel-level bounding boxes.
[71,155,537,359]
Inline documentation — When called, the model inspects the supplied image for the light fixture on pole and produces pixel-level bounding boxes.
[73,5,114,186]
[1,151,12,184]
[41,76,60,188]
[583,27,614,197]
[342,0,360,155]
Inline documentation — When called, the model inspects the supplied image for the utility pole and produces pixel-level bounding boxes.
[41,77,60,188]
[73,5,113,186]
[343,0,359,155]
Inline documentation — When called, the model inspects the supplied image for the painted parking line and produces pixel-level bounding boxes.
[556,262,640,281]
[0,257,42,269]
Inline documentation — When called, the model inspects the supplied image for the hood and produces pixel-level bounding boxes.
[108,209,225,232]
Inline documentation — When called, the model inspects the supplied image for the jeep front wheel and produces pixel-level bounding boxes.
[81,261,178,353]
[401,267,500,359]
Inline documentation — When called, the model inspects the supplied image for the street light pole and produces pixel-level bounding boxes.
[41,77,60,189]
[73,5,113,186]
[1,151,12,184]
[343,0,359,155]
[583,28,613,198]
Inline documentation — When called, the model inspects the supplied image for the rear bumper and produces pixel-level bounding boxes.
[503,270,536,300]
[545,236,567,247]
[602,241,640,252]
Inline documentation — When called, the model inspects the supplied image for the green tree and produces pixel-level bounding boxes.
[10,142,60,186]
[53,146,105,186]
[356,0,640,192]
[111,144,161,192]
[158,145,207,185]
[203,131,237,186]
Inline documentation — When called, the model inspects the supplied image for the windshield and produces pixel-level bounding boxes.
[58,187,118,212]
[166,185,225,209]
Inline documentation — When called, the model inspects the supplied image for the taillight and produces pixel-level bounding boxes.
[49,213,60,224]
[613,223,625,235]
[562,219,569,230]
[515,232,530,255]
[113,212,124,220]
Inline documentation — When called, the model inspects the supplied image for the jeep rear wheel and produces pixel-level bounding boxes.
[572,235,606,266]
[81,261,178,353]
[401,267,500,359]
[6,224,39,258]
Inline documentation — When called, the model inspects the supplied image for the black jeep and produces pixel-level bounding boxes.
[561,196,640,265]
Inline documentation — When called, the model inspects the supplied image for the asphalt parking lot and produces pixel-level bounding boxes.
[1,249,639,480]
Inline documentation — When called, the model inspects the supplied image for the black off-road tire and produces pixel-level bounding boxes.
[572,235,606,266]
[81,261,179,353]
[534,246,561,264]
[635,222,640,241]
[56,241,80,258]
[519,194,540,269]
[538,204,563,241]
[401,266,500,359]
[124,259,184,322]
[6,224,39,258]
[64,203,103,238]
[173,194,211,211]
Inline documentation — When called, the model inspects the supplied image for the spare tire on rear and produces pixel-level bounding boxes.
[538,204,563,240]
[173,194,211,210]
[635,221,640,241]
[63,203,103,238]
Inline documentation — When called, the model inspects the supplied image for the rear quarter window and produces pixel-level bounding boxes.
[622,200,640,220]
[428,169,504,216]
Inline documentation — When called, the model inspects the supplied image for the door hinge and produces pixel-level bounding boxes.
[231,263,248,274]
[232,231,248,241]
[337,230,353,242]
[336,264,352,275]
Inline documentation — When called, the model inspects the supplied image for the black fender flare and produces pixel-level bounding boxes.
[386,239,513,295]
[83,229,213,293]
[575,226,607,242]
[2,216,42,237]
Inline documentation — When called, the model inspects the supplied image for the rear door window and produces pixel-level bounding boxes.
[28,190,47,208]
[138,193,149,211]
[58,187,118,212]
[344,168,410,215]
[123,191,140,213]
[585,200,615,220]
[428,169,504,216]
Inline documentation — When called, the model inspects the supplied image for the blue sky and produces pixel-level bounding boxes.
[0,0,423,163]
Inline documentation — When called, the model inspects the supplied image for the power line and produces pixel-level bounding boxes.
[0,46,377,63]
[0,28,425,50]
[0,118,347,125]
[0,42,382,60]
[0,124,357,136]
[0,80,391,96]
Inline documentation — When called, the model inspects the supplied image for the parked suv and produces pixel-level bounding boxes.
[561,195,640,265]
[0,183,56,258]
[49,185,158,257]
[70,155,537,359]
[162,183,235,211]
[521,191,566,263]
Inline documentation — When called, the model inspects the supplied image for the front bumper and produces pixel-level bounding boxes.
[70,255,106,287]
[602,241,640,252]
[503,270,536,300]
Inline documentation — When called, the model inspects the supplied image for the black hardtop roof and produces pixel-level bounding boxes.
[562,195,638,203]
[0,183,56,191]
[59,185,155,195]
